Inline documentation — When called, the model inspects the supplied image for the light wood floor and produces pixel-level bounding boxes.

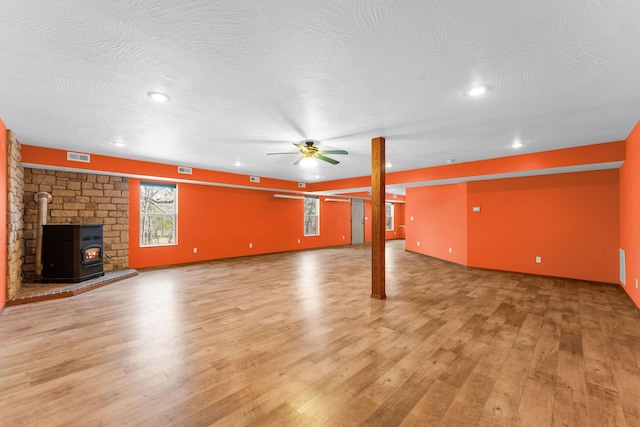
[2,240,640,426]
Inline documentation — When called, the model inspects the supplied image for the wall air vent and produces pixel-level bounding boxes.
[178,166,192,175]
[250,176,261,183]
[67,152,90,163]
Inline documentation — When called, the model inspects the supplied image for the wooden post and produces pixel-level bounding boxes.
[371,137,386,299]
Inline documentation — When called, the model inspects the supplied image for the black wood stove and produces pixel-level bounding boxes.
[42,224,105,283]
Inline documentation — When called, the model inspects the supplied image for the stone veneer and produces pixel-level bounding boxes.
[22,169,129,280]
[6,130,24,300]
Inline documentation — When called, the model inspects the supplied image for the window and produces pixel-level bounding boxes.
[140,182,177,246]
[304,196,319,236]
[386,202,394,231]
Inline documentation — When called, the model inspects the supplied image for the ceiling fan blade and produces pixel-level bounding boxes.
[293,156,305,165]
[267,152,299,155]
[316,154,340,165]
[318,149,348,155]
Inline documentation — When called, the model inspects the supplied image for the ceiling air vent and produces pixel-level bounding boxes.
[250,176,260,183]
[178,166,192,175]
[67,152,90,163]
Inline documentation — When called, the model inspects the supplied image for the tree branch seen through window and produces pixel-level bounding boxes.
[304,197,319,236]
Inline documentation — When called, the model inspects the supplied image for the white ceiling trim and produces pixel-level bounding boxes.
[23,160,623,198]
[319,161,624,196]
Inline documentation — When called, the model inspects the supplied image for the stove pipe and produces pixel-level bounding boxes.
[34,192,52,277]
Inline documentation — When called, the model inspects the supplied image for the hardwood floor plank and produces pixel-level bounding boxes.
[513,314,561,426]
[552,344,590,426]
[398,379,458,426]
[584,381,628,426]
[438,371,496,426]
[477,314,541,425]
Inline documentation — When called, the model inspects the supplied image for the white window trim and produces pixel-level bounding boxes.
[140,182,178,247]
[304,196,320,236]
[386,202,394,231]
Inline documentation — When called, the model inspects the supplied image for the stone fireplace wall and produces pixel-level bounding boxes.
[6,130,24,300]
[23,169,129,280]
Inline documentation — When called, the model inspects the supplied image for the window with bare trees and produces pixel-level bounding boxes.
[304,196,319,236]
[140,182,177,247]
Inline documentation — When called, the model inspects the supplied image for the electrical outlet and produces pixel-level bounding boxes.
[636,278,638,289]
[410,216,414,221]
[249,243,253,248]
[536,256,542,263]
[417,241,420,246]
[448,247,452,253]
[193,247,197,254]
[342,235,345,239]
[297,239,300,244]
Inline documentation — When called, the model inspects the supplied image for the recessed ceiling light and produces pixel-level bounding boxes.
[234,161,242,167]
[386,163,392,168]
[112,141,127,147]
[464,86,487,97]
[446,159,456,164]
[147,91,170,102]
[512,140,523,148]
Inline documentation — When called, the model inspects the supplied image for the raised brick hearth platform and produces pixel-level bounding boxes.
[6,269,138,306]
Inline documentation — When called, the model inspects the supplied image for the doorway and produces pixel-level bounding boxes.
[351,198,364,244]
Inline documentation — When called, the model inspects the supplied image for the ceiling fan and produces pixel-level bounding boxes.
[267,141,348,165]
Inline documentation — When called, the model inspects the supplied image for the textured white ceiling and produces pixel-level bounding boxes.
[1,0,638,186]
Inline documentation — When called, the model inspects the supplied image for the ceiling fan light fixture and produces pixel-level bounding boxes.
[147,91,170,102]
[464,85,487,97]
[300,157,317,167]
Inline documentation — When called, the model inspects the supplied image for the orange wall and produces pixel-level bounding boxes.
[0,119,7,309]
[620,121,640,306]
[313,141,625,193]
[129,179,351,268]
[404,170,620,283]
[391,141,624,186]
[468,170,619,283]
[391,202,406,240]
[21,146,301,192]
[405,183,468,265]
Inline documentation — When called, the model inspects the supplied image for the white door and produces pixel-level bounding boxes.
[351,198,364,244]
